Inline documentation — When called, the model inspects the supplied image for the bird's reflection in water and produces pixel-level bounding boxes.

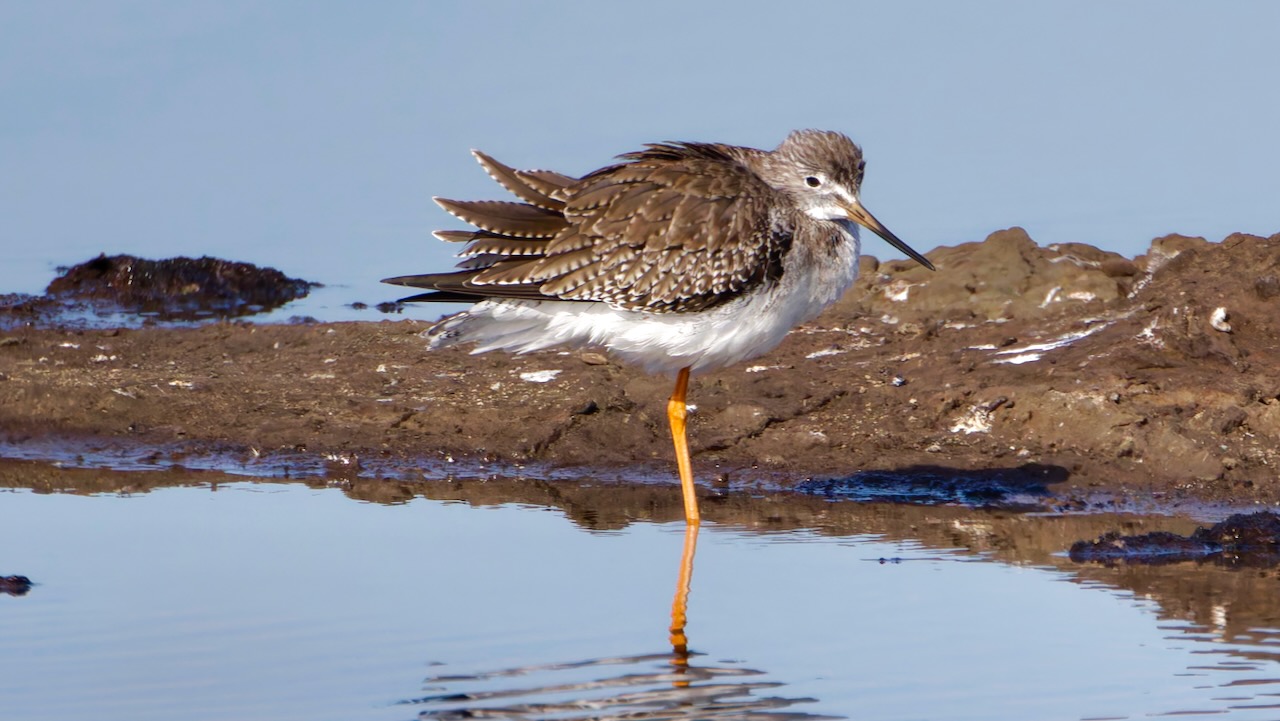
[401,524,836,720]
[667,523,699,682]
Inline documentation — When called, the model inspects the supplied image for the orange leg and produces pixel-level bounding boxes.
[667,366,701,525]
[668,521,700,674]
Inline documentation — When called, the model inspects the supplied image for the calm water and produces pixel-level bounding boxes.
[4,471,1280,721]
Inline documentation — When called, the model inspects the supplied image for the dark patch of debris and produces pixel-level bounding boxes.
[1070,511,1280,566]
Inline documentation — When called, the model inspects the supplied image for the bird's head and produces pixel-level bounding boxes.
[761,129,934,271]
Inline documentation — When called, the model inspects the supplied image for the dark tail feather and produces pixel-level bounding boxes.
[382,271,468,289]
[394,290,480,304]
[382,271,561,303]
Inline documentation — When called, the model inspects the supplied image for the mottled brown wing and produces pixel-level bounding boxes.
[386,143,795,312]
[474,143,794,312]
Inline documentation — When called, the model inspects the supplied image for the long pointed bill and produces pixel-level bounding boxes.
[841,198,935,271]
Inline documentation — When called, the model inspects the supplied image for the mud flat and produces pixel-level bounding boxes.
[1,228,1278,511]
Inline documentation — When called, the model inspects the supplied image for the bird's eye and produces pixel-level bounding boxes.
[804,176,822,188]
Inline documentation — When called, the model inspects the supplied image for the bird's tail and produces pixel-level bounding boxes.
[424,301,569,355]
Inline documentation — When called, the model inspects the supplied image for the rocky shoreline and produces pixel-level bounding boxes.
[1,228,1278,510]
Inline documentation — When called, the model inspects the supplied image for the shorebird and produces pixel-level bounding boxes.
[385,130,935,525]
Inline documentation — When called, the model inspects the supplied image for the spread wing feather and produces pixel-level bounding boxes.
[386,142,797,313]
[514,168,576,198]
[471,150,565,211]
[433,199,568,239]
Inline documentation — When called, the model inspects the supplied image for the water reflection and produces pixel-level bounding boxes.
[669,523,697,662]
[1071,558,1280,684]
[7,459,1280,719]
[405,653,829,720]
[402,523,835,720]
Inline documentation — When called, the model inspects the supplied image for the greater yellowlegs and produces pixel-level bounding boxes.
[385,130,935,524]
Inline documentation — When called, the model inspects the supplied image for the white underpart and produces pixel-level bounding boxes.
[432,223,864,376]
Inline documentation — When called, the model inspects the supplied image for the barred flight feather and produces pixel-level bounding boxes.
[397,140,805,313]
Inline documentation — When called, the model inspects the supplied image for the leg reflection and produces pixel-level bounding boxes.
[406,520,828,718]
[668,521,700,684]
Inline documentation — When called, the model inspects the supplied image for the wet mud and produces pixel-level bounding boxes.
[1,229,1280,510]
[795,464,1062,509]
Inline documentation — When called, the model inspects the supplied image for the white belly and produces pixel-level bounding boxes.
[430,224,862,376]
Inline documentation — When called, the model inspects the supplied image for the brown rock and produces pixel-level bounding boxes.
[836,226,1132,324]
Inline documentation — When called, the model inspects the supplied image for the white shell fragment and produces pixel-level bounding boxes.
[519,370,561,383]
[1210,307,1231,333]
[949,405,993,434]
